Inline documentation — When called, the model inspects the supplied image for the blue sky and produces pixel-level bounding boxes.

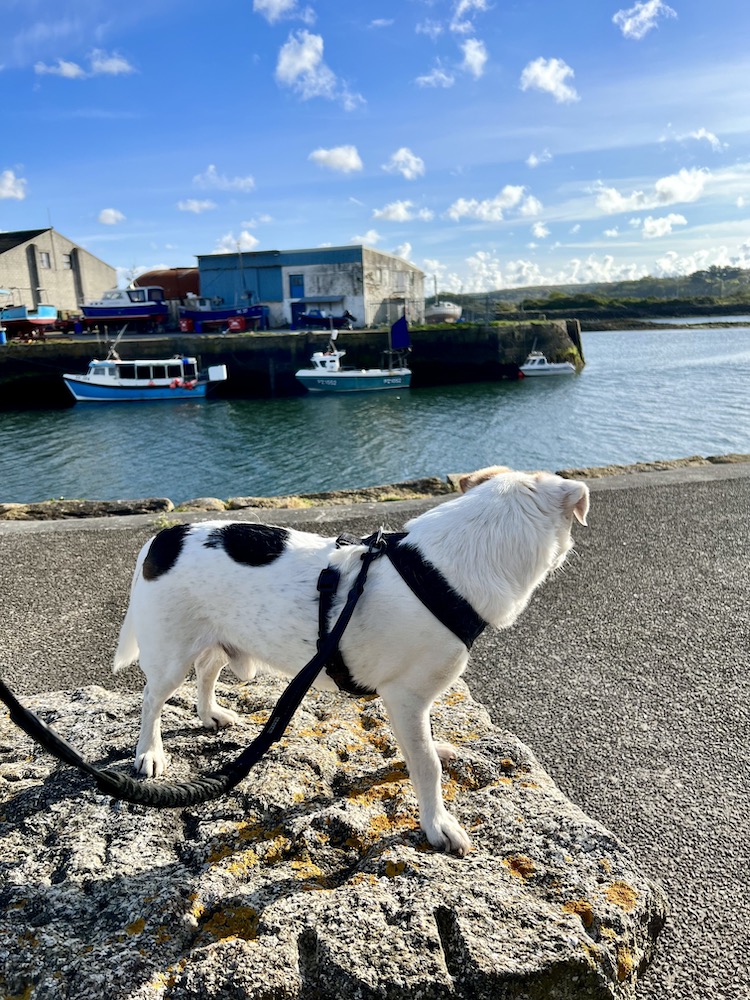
[3,0,750,292]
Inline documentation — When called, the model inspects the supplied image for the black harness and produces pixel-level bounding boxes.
[0,529,487,809]
[318,531,487,696]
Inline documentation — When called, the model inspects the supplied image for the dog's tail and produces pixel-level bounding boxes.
[113,542,149,672]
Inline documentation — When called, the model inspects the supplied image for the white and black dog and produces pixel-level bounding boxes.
[114,466,589,855]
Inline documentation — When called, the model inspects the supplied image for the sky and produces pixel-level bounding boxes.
[3,0,750,294]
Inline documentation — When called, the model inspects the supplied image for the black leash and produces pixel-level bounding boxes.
[0,530,386,809]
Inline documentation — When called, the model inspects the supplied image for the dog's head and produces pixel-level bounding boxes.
[459,464,588,526]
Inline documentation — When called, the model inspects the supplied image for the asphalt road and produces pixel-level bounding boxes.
[1,463,749,1000]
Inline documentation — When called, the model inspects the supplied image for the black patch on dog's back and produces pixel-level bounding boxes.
[142,523,192,580]
[203,523,289,566]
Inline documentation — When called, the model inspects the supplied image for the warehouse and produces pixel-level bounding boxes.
[0,228,115,314]
[196,245,424,329]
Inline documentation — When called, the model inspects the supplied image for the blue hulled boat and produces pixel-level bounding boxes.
[63,354,228,403]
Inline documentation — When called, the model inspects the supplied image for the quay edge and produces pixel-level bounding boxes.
[0,320,583,408]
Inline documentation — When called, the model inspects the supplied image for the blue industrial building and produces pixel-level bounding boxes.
[196,244,424,329]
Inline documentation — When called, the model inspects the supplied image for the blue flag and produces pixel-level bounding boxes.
[390,314,410,349]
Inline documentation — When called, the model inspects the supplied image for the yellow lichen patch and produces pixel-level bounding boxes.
[346,766,409,801]
[369,812,419,837]
[599,858,612,874]
[503,854,536,880]
[224,849,260,879]
[616,945,635,982]
[385,859,406,878]
[202,905,260,942]
[562,898,595,928]
[125,916,146,936]
[290,855,324,880]
[605,880,638,913]
[442,691,466,706]
[146,961,187,994]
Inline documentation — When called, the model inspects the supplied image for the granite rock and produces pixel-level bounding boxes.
[0,677,666,999]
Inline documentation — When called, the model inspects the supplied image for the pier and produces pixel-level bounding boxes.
[0,320,583,407]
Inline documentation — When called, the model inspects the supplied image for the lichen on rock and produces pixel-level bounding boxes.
[0,676,666,999]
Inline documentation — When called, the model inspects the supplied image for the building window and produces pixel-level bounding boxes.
[39,251,51,269]
[289,273,304,298]
[62,254,73,269]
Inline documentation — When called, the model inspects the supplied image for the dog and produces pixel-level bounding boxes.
[114,466,589,856]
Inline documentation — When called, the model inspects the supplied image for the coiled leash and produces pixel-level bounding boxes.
[0,530,387,809]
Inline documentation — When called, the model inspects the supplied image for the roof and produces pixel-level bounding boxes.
[0,229,51,255]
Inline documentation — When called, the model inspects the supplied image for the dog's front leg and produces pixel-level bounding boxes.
[380,686,472,857]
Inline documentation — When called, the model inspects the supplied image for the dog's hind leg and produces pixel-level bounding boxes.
[194,648,240,731]
[379,685,472,857]
[134,651,194,777]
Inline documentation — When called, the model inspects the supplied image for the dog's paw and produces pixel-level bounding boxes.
[199,706,240,731]
[424,813,473,857]
[135,749,168,778]
[434,741,459,765]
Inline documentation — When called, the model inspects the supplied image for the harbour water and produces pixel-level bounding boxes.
[1,326,748,504]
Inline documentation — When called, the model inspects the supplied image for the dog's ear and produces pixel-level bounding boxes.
[561,480,589,525]
[459,465,512,493]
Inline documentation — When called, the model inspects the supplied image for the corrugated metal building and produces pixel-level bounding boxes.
[0,229,116,313]
[196,245,424,329]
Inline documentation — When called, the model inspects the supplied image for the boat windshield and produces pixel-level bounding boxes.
[128,289,146,303]
[103,290,124,300]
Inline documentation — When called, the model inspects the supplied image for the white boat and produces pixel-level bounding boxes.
[63,353,228,402]
[424,300,462,324]
[295,319,411,393]
[81,285,169,325]
[520,350,576,377]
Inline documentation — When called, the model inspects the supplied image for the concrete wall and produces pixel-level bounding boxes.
[0,230,116,312]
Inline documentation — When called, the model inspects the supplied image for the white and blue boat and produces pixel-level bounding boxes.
[63,353,228,403]
[81,285,169,325]
[295,317,411,393]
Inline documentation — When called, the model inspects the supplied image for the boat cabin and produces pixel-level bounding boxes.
[87,356,198,384]
[97,286,165,305]
[309,348,346,373]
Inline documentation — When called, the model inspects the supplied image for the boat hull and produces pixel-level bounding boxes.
[520,365,576,376]
[2,305,58,327]
[295,369,411,393]
[63,376,209,402]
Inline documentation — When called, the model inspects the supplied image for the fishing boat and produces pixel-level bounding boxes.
[178,296,269,331]
[297,309,356,331]
[0,303,59,334]
[520,350,576,376]
[295,316,411,393]
[63,352,228,402]
[81,285,169,324]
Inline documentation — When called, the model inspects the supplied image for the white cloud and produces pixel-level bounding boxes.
[88,50,135,76]
[0,169,27,200]
[520,57,579,103]
[34,50,135,79]
[451,0,490,34]
[738,196,745,209]
[382,147,425,180]
[98,208,125,225]
[519,195,543,217]
[393,242,413,261]
[447,185,526,221]
[416,20,443,41]
[570,223,581,234]
[193,164,256,192]
[460,38,487,78]
[351,229,382,245]
[34,58,86,78]
[308,145,363,173]
[595,167,709,214]
[253,0,314,24]
[214,230,260,253]
[276,30,362,108]
[369,19,394,29]
[604,227,620,238]
[373,201,433,222]
[531,221,550,239]
[526,149,552,168]
[416,65,455,88]
[641,213,687,238]
[177,199,217,214]
[683,127,726,152]
[613,0,677,40]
